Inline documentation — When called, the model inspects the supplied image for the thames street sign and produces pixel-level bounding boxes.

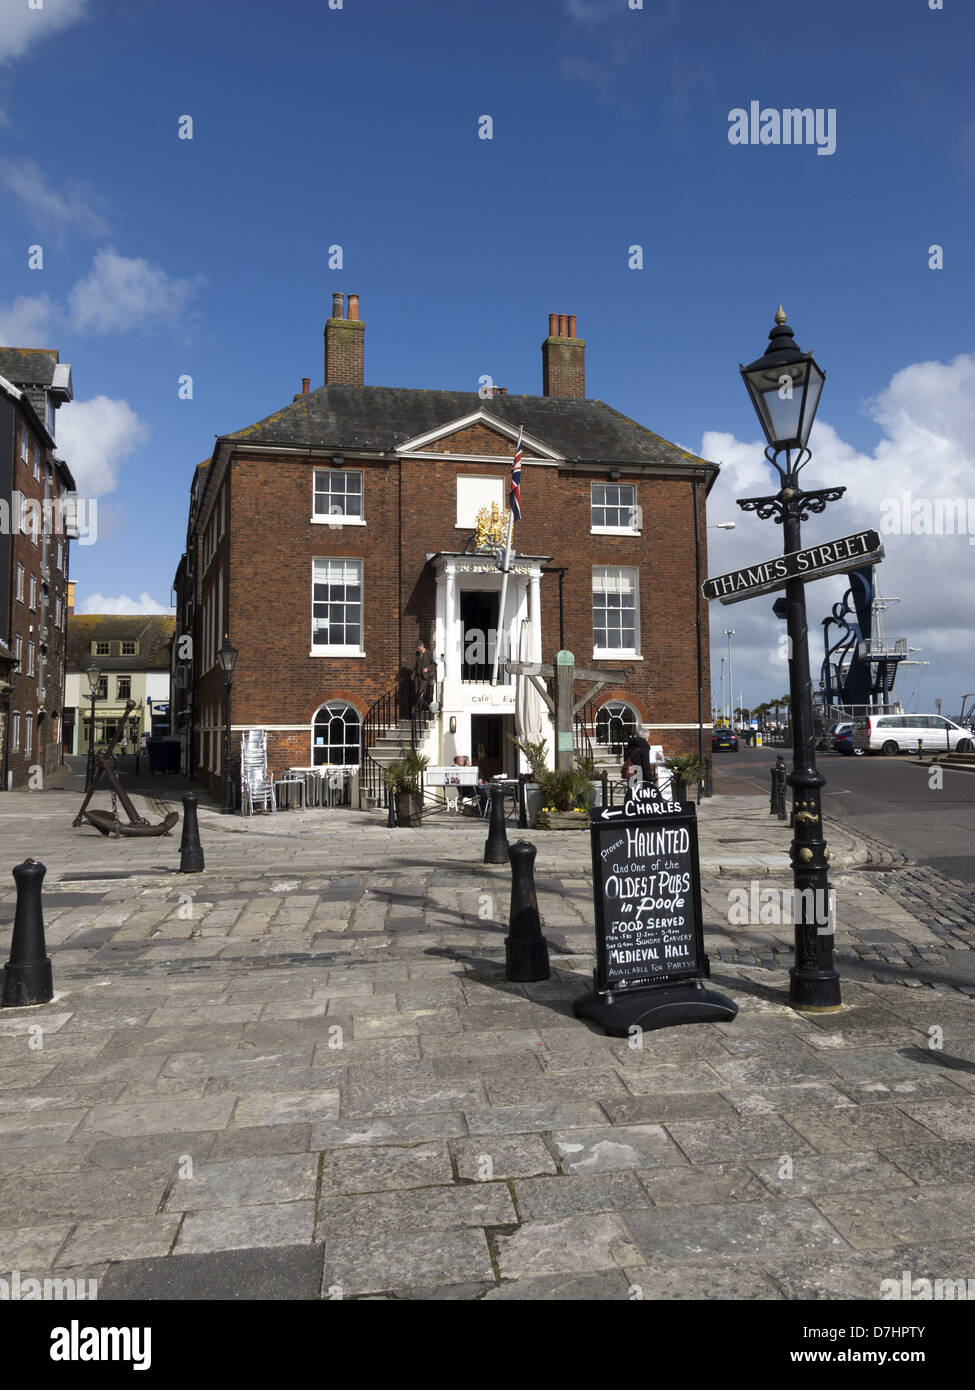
[702,529,884,606]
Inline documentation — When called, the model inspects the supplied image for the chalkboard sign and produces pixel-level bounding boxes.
[589,783,706,994]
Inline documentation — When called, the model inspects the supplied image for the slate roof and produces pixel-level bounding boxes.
[224,385,715,471]
[0,348,60,387]
[67,615,176,672]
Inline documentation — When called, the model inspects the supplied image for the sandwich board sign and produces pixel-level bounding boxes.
[573,783,737,1036]
[702,529,884,606]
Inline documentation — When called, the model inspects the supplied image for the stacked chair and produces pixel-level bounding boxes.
[240,730,275,816]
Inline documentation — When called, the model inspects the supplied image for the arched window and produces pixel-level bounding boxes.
[595,701,639,754]
[312,701,361,767]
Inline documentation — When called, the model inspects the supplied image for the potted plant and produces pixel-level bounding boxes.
[536,767,593,829]
[662,753,706,803]
[382,751,429,827]
[575,752,604,808]
[508,734,549,829]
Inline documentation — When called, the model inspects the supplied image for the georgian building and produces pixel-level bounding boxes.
[0,348,75,789]
[176,299,718,804]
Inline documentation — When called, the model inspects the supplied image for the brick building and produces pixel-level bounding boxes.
[176,300,718,804]
[0,349,75,790]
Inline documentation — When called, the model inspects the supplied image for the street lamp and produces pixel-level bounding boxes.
[218,636,239,814]
[724,629,735,727]
[84,664,100,790]
[718,655,725,725]
[738,306,843,1011]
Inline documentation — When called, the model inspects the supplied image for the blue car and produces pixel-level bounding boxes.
[712,728,738,751]
[830,722,862,756]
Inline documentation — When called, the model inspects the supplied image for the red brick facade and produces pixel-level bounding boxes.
[180,309,717,802]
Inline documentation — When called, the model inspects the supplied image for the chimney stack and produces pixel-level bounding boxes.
[541,312,585,398]
[324,292,365,386]
[302,378,310,394]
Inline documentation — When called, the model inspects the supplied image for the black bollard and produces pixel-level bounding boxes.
[505,840,550,981]
[179,792,205,873]
[769,758,780,815]
[776,756,788,821]
[483,784,509,864]
[386,790,397,828]
[2,859,53,1008]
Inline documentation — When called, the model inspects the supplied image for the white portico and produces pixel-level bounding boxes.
[427,551,552,778]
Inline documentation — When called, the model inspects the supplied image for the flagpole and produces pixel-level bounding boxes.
[491,510,515,687]
[491,425,523,688]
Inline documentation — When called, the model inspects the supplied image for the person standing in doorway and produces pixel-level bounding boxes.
[412,640,435,714]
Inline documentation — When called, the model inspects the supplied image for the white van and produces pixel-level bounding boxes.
[852,713,974,756]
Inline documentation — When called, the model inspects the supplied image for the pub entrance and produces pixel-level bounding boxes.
[460,590,499,683]
[470,714,514,781]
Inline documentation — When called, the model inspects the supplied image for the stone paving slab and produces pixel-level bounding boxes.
[1,780,974,1298]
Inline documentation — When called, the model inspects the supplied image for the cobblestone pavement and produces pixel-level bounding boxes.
[0,777,973,1300]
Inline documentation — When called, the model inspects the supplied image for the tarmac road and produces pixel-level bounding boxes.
[713,743,975,883]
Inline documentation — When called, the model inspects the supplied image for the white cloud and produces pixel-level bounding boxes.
[77,592,173,616]
[701,353,975,715]
[0,292,56,344]
[0,0,88,64]
[56,395,150,496]
[0,158,109,236]
[68,247,203,334]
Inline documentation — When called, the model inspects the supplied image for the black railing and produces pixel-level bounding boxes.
[361,682,406,809]
[360,676,436,811]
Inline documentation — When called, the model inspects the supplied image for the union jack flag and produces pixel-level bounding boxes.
[509,427,523,521]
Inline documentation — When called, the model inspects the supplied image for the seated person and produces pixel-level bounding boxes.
[453,755,488,813]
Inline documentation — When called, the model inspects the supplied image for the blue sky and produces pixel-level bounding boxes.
[2,0,973,714]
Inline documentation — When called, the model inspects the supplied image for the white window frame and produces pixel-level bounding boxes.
[28,575,37,610]
[310,558,365,657]
[19,424,28,464]
[57,540,63,571]
[33,441,40,481]
[24,712,33,757]
[14,636,22,670]
[312,469,365,526]
[591,482,640,535]
[456,475,505,529]
[11,713,20,752]
[27,642,35,677]
[95,641,110,656]
[117,675,131,700]
[311,700,362,766]
[15,564,24,602]
[592,565,641,659]
[121,640,137,656]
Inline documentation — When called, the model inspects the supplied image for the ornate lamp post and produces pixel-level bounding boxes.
[84,664,100,790]
[218,637,239,814]
[739,307,843,1011]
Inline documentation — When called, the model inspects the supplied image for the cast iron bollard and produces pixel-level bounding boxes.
[179,792,205,873]
[484,784,509,864]
[386,790,397,828]
[769,757,780,815]
[773,755,788,821]
[505,840,550,981]
[2,859,53,1008]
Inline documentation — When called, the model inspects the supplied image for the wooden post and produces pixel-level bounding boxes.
[555,650,576,771]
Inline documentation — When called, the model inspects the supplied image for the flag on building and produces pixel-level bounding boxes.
[509,427,523,521]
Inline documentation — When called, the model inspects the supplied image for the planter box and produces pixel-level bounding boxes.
[536,811,590,830]
[395,790,422,827]
[523,782,544,829]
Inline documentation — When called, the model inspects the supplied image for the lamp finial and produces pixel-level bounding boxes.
[774,305,787,325]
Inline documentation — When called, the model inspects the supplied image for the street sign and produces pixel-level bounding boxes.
[702,529,884,606]
[572,783,738,1035]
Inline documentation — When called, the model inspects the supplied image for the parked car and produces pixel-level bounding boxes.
[830,722,862,756]
[712,728,739,752]
[852,714,974,756]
